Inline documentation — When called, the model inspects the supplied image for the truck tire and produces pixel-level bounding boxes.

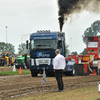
[31,72,38,77]
[64,66,75,76]
[70,66,75,76]
[97,69,100,75]
[22,63,26,69]
[74,64,85,75]
[26,58,30,69]
[15,65,19,69]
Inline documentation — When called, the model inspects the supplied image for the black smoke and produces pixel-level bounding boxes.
[58,0,100,32]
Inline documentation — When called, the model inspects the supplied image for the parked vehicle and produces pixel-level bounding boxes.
[15,54,30,69]
[0,52,14,66]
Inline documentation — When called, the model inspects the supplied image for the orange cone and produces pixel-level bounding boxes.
[19,67,22,74]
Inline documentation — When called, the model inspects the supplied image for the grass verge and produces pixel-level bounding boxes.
[14,86,100,100]
[0,70,31,76]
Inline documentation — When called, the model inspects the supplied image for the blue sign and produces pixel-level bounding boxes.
[37,52,50,57]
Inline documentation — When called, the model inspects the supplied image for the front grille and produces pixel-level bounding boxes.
[35,58,51,66]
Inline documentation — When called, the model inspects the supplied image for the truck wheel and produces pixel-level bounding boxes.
[17,66,20,69]
[97,69,100,75]
[71,66,75,76]
[64,66,75,76]
[15,65,18,69]
[31,72,38,77]
[23,63,26,69]
[26,58,30,69]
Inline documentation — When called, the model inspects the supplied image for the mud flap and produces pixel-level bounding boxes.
[74,64,85,75]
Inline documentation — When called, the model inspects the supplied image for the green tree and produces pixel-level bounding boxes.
[71,51,78,55]
[18,43,29,55]
[0,42,15,54]
[82,20,100,44]
[18,43,26,55]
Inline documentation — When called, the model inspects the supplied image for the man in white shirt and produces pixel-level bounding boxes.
[53,49,66,92]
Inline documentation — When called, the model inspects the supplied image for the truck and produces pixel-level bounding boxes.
[66,35,100,75]
[26,30,75,77]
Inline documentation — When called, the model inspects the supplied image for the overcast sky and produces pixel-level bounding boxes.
[0,0,100,54]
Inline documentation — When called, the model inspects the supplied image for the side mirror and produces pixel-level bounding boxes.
[26,40,28,49]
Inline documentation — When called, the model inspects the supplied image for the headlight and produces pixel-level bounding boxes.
[31,59,34,66]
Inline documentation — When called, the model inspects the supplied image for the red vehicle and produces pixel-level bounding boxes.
[87,36,100,59]
[66,36,100,75]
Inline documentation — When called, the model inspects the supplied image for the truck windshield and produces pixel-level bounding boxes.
[30,39,57,50]
[88,42,98,47]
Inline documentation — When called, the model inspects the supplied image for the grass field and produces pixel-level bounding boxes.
[0,70,31,75]
[13,86,100,100]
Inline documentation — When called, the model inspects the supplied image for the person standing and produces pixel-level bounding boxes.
[4,58,7,67]
[53,49,66,92]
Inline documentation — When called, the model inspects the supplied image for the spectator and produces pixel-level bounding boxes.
[53,49,66,92]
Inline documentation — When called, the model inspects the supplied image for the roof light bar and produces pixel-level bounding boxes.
[37,30,50,33]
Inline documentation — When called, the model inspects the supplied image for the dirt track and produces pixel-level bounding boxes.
[0,71,100,100]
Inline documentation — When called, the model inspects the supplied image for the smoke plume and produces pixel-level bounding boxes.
[58,0,100,32]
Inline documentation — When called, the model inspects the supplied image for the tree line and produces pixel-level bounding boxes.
[0,42,26,55]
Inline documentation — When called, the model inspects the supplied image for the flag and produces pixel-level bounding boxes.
[42,68,46,85]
